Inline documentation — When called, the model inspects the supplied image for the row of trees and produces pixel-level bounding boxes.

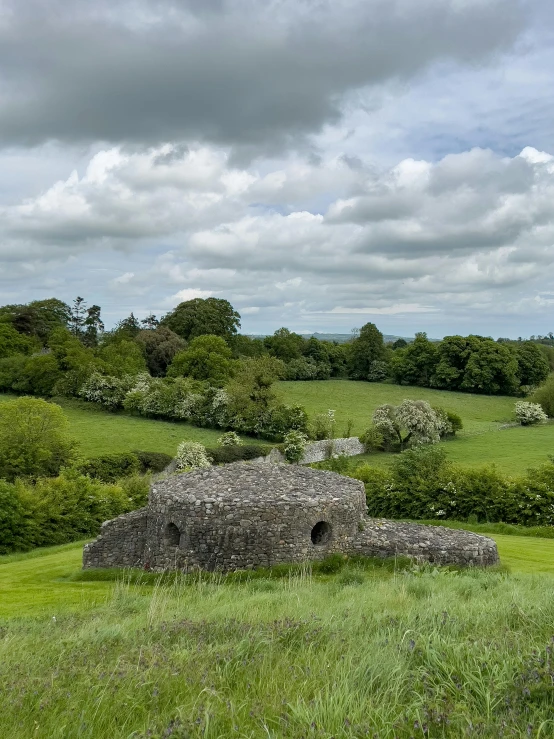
[0,296,552,407]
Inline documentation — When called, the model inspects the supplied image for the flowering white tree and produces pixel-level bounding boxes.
[515,401,548,426]
[283,430,309,464]
[175,441,212,472]
[372,400,448,450]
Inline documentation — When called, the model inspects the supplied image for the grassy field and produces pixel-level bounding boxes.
[277,380,516,436]
[0,394,262,458]
[279,380,554,474]
[1,382,552,473]
[2,542,554,737]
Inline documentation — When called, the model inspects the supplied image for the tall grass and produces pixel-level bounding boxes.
[2,563,554,737]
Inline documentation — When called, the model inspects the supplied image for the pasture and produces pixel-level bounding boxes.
[278,380,554,474]
[1,381,553,473]
[2,541,554,737]
[0,394,258,458]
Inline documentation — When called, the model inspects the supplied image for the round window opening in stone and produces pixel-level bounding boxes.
[311,521,332,546]
[166,522,181,547]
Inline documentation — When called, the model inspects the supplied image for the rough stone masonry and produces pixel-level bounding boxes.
[83,463,499,571]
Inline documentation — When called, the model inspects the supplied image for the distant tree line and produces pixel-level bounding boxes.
[0,296,552,439]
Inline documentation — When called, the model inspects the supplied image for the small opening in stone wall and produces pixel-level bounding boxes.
[311,521,332,546]
[166,522,181,547]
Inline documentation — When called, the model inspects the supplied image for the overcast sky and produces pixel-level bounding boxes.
[1,0,554,337]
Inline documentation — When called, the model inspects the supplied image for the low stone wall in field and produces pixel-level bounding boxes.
[255,437,365,465]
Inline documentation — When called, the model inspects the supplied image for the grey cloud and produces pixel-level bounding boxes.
[0,0,525,151]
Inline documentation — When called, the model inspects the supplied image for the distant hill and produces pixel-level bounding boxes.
[249,332,415,344]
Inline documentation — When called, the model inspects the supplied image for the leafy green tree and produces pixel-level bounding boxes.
[140,314,159,329]
[431,335,482,390]
[532,375,554,417]
[99,340,147,377]
[83,305,104,347]
[0,298,70,342]
[391,338,408,350]
[167,335,235,386]
[0,323,39,358]
[326,342,349,378]
[12,354,63,396]
[0,481,25,554]
[161,298,240,342]
[515,341,550,388]
[114,313,141,339]
[372,400,445,451]
[264,328,306,362]
[0,397,77,481]
[47,328,105,396]
[461,340,520,395]
[348,322,386,380]
[70,296,87,338]
[135,326,186,376]
[226,355,285,420]
[229,334,267,358]
[390,332,438,386]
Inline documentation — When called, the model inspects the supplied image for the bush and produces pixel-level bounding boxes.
[515,401,548,426]
[350,446,554,526]
[0,396,77,481]
[433,407,463,437]
[283,430,308,464]
[217,431,242,447]
[359,425,385,452]
[366,360,389,382]
[79,372,136,410]
[132,450,173,474]
[207,445,270,465]
[0,481,25,554]
[175,441,211,472]
[0,470,143,553]
[308,409,336,441]
[76,452,141,482]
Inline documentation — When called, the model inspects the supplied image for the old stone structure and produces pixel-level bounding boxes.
[83,463,499,571]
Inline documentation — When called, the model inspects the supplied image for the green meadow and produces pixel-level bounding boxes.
[278,380,554,474]
[2,540,554,737]
[0,393,259,458]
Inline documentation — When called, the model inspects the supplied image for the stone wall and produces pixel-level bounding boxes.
[254,437,365,465]
[83,508,148,569]
[348,519,498,566]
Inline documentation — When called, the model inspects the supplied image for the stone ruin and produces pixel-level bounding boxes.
[83,463,499,571]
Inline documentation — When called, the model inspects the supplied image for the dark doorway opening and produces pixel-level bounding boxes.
[311,521,332,546]
[166,522,181,547]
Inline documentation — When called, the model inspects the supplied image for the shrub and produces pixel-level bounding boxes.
[515,401,548,426]
[359,425,385,452]
[207,445,270,465]
[132,450,173,474]
[79,372,136,410]
[0,396,77,481]
[0,481,25,554]
[0,469,141,553]
[350,447,554,526]
[283,430,308,464]
[175,441,211,472]
[366,360,389,382]
[433,407,463,437]
[76,452,141,483]
[217,431,242,447]
[308,409,336,441]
